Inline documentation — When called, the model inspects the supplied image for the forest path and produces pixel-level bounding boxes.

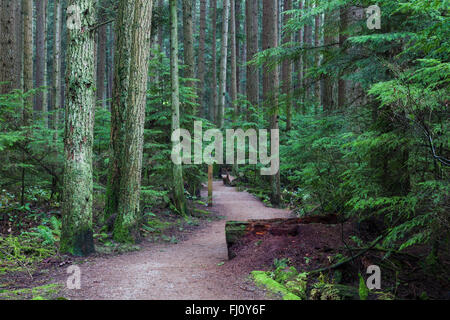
[64,181,289,300]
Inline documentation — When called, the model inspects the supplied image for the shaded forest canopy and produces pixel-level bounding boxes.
[0,0,448,299]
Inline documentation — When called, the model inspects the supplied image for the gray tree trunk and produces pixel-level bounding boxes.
[60,0,97,256]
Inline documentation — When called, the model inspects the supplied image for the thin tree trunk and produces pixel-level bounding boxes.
[170,0,187,216]
[230,0,238,117]
[35,0,48,126]
[282,0,293,130]
[235,0,241,96]
[263,0,281,206]
[314,0,321,106]
[322,10,334,112]
[114,0,153,243]
[245,0,259,114]
[197,0,207,116]
[52,0,62,129]
[0,0,21,94]
[182,0,195,113]
[338,7,348,109]
[60,0,97,256]
[209,0,218,122]
[303,0,312,102]
[217,0,230,128]
[22,0,33,113]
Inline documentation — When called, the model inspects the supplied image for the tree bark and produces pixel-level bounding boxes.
[0,0,21,94]
[338,7,348,109]
[303,0,312,101]
[245,0,259,114]
[22,0,33,115]
[105,0,136,222]
[230,0,238,117]
[96,0,107,108]
[282,0,293,130]
[217,0,230,128]
[60,0,97,256]
[263,0,281,206]
[170,0,187,216]
[114,0,153,243]
[321,10,334,112]
[197,0,207,116]
[35,0,48,126]
[209,0,218,122]
[182,0,196,113]
[52,0,62,129]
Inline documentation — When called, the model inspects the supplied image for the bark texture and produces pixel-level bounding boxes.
[61,0,97,256]
[105,0,136,222]
[114,0,153,243]
[217,0,230,128]
[262,0,281,206]
[245,0,259,113]
[170,0,187,216]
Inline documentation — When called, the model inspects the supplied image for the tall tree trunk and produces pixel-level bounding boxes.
[170,0,187,216]
[197,0,207,116]
[105,0,136,222]
[217,0,230,128]
[234,0,241,96]
[52,0,62,129]
[282,0,293,130]
[22,0,33,113]
[230,0,238,117]
[35,0,48,126]
[321,10,334,112]
[60,0,97,256]
[338,7,348,109]
[158,0,164,50]
[263,0,281,206]
[0,0,21,94]
[245,0,259,115]
[314,0,321,106]
[303,0,312,102]
[182,0,195,113]
[114,0,153,243]
[96,1,107,108]
[209,0,218,122]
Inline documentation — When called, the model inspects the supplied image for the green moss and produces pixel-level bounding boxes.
[0,283,64,300]
[251,271,301,300]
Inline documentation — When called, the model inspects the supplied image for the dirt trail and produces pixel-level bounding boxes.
[63,181,289,300]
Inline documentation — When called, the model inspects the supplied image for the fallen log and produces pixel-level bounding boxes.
[225,215,338,259]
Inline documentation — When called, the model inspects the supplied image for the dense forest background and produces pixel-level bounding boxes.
[0,0,448,299]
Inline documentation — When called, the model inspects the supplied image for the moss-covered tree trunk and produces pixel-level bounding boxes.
[113,0,153,243]
[170,0,187,216]
[105,0,136,223]
[60,0,97,256]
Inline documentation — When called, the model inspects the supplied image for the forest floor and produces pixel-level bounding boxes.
[2,181,448,300]
[56,180,290,300]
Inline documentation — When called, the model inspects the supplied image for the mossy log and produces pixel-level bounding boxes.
[225,215,338,259]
